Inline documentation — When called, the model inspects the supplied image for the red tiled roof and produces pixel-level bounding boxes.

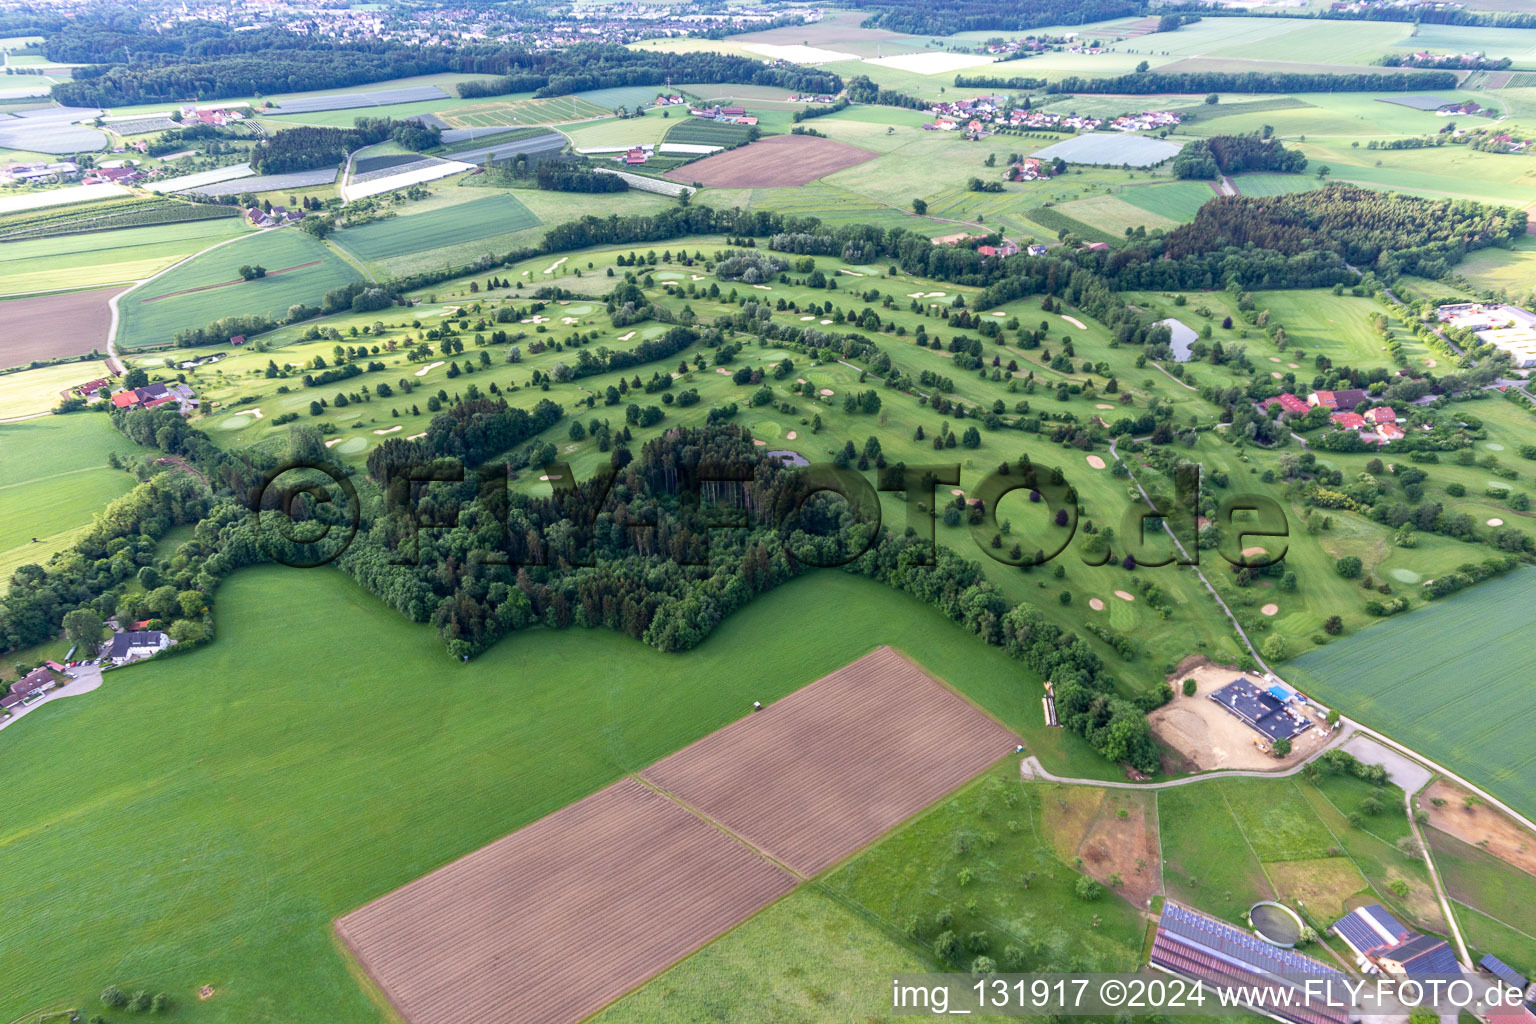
[111,391,138,408]
[1331,412,1366,429]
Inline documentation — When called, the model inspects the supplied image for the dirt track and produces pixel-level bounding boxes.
[641,646,1019,875]
[664,134,877,188]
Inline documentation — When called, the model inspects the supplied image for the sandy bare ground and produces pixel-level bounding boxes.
[1150,660,1331,773]
[1422,779,1536,877]
[641,647,1018,875]
[336,778,796,1024]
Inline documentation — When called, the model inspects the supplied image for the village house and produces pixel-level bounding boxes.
[1309,388,1370,410]
[976,242,1019,258]
[1265,392,1311,416]
[246,205,307,228]
[110,382,199,414]
[1330,411,1367,431]
[105,630,171,666]
[1363,406,1396,425]
[1375,422,1405,443]
[1331,905,1457,980]
[1026,243,1049,257]
[1,666,58,712]
[71,376,114,399]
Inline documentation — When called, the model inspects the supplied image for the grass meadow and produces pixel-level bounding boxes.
[0,565,1122,1023]
[0,216,249,296]
[115,228,361,350]
[1427,829,1536,974]
[330,193,539,263]
[1286,569,1536,823]
[0,415,145,590]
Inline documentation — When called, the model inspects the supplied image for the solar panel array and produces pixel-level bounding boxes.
[1482,954,1529,991]
[1331,903,1406,955]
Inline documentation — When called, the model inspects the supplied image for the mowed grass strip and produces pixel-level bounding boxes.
[1285,569,1536,823]
[1054,194,1181,236]
[0,216,249,296]
[1229,173,1321,197]
[331,194,540,262]
[116,229,361,349]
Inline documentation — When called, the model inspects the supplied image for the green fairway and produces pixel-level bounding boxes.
[0,416,146,584]
[115,229,361,349]
[0,216,249,296]
[1286,569,1536,823]
[0,565,1117,1023]
[330,193,539,262]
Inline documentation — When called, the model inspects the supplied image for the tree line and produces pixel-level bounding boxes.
[1039,69,1458,95]
[854,0,1142,35]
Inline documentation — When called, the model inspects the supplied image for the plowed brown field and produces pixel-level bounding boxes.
[336,777,796,1024]
[641,646,1019,874]
[336,647,1015,1024]
[663,134,877,187]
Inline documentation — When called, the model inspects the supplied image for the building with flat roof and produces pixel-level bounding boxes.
[1437,303,1536,368]
[1210,678,1311,743]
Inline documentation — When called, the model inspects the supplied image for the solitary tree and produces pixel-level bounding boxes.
[911,197,928,215]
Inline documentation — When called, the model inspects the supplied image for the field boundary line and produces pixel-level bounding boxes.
[1452,899,1536,944]
[1215,778,1279,900]
[0,464,114,491]
[108,226,263,354]
[629,771,807,881]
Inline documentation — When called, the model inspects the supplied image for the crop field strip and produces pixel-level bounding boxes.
[331,193,539,262]
[662,134,877,188]
[336,776,796,1024]
[639,646,1020,875]
[337,647,1016,1024]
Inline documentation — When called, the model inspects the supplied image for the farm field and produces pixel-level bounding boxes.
[0,566,1116,1024]
[640,647,1017,876]
[665,134,876,187]
[565,115,672,149]
[1452,238,1536,299]
[1117,180,1218,222]
[1054,193,1182,236]
[1427,829,1536,974]
[441,95,608,129]
[1230,173,1321,197]
[330,193,539,263]
[0,415,145,583]
[114,228,361,350]
[0,285,119,362]
[1285,569,1536,823]
[338,776,798,1024]
[0,359,114,416]
[0,215,249,296]
[662,117,754,147]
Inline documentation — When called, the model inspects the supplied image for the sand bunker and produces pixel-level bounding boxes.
[1425,358,1437,368]
[233,407,262,418]
[1095,403,1113,409]
[1261,603,1279,616]
[373,425,402,435]
[543,257,569,275]
[753,439,766,446]
[715,367,732,374]
[1240,546,1268,557]
[1085,455,1106,469]
[1114,590,1135,602]
[1270,371,1283,379]
[800,315,815,321]
[406,432,426,440]
[990,311,1006,317]
[1287,363,1299,369]
[820,319,833,324]
[752,284,772,290]
[414,361,444,376]
[537,474,564,482]
[785,430,797,440]
[617,331,636,341]
[950,488,965,496]
[925,292,946,298]
[1089,598,1105,611]
[820,388,834,396]
[1061,315,1086,330]
[1488,517,1504,526]
[324,437,346,448]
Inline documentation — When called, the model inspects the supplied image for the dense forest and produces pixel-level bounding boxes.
[1082,185,1526,290]
[1039,69,1458,95]
[1172,136,1307,179]
[456,44,840,101]
[1158,1,1536,28]
[534,163,629,193]
[249,118,438,175]
[852,0,1142,35]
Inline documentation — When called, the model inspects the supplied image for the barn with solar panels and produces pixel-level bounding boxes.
[1330,904,1458,978]
[1150,900,1353,1024]
[1209,677,1311,743]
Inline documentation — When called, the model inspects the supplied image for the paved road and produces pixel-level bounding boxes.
[1339,733,1431,794]
[1019,725,1349,790]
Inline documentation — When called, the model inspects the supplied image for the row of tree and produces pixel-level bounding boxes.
[1171,135,1307,179]
[1034,69,1459,95]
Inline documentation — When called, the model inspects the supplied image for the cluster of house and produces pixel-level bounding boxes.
[1438,303,1536,367]
[931,234,1046,258]
[110,381,199,413]
[786,94,838,105]
[246,204,308,228]
[1107,110,1183,132]
[178,104,249,126]
[651,94,687,107]
[70,376,114,398]
[1439,99,1490,117]
[1004,156,1051,181]
[1264,388,1408,443]
[688,105,757,126]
